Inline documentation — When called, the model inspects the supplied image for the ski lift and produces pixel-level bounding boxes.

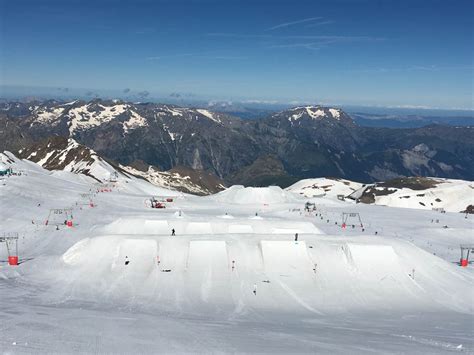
[79,193,96,207]
[45,208,74,228]
[341,212,363,229]
[0,232,19,265]
[460,244,474,267]
[109,171,119,183]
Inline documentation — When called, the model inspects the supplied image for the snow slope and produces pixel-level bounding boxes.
[287,177,364,198]
[210,185,300,204]
[288,176,473,213]
[352,177,473,213]
[0,155,473,353]
[370,179,472,212]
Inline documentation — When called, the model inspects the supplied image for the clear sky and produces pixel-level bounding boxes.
[1,0,473,109]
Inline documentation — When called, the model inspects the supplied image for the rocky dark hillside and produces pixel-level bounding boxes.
[15,136,226,194]
[1,99,473,186]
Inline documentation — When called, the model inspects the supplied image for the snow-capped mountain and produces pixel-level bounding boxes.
[274,105,352,124]
[24,99,229,135]
[17,136,119,182]
[1,99,473,185]
[119,164,225,195]
[14,136,225,194]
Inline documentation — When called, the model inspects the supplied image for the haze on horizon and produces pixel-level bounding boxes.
[1,0,473,110]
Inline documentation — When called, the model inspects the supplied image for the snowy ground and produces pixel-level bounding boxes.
[1,157,473,353]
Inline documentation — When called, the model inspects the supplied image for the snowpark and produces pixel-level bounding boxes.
[1,152,473,353]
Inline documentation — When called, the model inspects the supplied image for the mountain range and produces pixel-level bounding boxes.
[1,99,473,187]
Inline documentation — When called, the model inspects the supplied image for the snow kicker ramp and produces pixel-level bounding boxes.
[184,222,213,235]
[258,241,320,313]
[209,185,299,204]
[57,236,474,314]
[228,224,254,234]
[61,236,159,300]
[184,241,232,305]
[101,218,170,235]
[101,218,322,236]
[260,241,314,276]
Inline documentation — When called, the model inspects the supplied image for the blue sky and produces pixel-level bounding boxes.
[1,0,473,109]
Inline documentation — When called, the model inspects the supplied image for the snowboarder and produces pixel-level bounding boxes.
[171,228,175,236]
[294,233,298,242]
[125,256,130,266]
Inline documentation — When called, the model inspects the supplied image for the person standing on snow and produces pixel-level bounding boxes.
[171,228,175,236]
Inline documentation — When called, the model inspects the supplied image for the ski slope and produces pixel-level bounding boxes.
[0,154,473,353]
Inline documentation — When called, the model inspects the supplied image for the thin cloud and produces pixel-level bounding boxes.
[351,64,474,73]
[206,33,384,42]
[266,16,323,31]
[146,53,196,60]
[146,52,247,61]
[305,20,334,28]
[268,42,322,51]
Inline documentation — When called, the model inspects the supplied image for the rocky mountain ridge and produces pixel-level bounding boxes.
[2,99,473,186]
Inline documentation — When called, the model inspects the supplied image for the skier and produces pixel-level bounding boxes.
[171,228,175,236]
[124,256,130,266]
[294,233,298,242]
